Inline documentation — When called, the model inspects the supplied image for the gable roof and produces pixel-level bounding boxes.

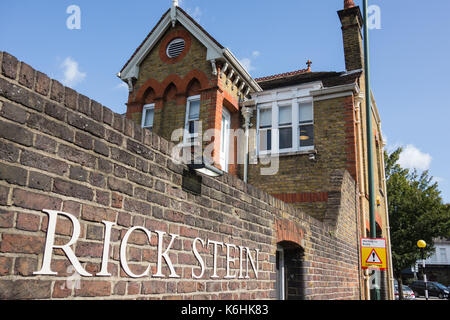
[119,6,261,93]
[120,9,170,75]
[120,8,224,74]
[177,7,224,50]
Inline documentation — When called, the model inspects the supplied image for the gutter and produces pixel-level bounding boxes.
[310,83,360,99]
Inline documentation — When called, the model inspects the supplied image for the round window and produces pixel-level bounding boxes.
[166,38,186,59]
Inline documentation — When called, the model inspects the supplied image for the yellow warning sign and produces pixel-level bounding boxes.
[361,238,387,270]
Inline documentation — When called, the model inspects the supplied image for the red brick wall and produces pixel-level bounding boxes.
[0,52,361,300]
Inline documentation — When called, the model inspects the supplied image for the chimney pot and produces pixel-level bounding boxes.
[344,0,356,9]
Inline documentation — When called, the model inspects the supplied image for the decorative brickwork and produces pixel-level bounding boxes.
[275,218,305,247]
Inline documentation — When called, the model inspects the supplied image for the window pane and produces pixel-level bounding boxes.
[279,127,292,149]
[260,129,272,151]
[142,108,155,128]
[260,109,272,128]
[299,102,313,123]
[221,114,230,154]
[189,100,200,120]
[299,125,314,147]
[279,105,292,125]
[189,120,198,135]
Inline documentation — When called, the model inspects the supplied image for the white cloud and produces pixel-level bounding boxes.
[398,144,432,171]
[60,57,86,87]
[240,58,254,73]
[239,51,261,73]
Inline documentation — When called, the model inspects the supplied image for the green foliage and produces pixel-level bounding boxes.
[385,148,450,277]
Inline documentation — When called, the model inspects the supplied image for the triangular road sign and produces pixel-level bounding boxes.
[366,249,382,264]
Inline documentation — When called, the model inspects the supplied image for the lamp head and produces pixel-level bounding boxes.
[417,240,427,249]
[188,157,224,177]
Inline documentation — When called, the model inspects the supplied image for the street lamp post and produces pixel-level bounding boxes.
[417,240,428,300]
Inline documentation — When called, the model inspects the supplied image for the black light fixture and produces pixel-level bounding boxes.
[188,158,224,177]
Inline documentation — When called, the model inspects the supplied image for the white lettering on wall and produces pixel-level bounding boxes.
[120,226,153,278]
[34,210,92,277]
[34,210,260,280]
[192,237,206,279]
[154,231,180,278]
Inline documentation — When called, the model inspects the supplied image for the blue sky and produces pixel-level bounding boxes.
[1,0,449,203]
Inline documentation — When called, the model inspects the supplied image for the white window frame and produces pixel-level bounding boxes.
[278,103,294,153]
[257,104,273,156]
[220,108,231,173]
[141,103,155,130]
[298,98,314,152]
[184,95,201,145]
[256,98,314,155]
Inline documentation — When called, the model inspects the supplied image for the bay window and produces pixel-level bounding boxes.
[257,99,314,155]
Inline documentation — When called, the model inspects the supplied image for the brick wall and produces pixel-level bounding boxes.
[0,51,361,300]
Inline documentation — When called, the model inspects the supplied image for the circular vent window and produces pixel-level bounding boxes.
[166,38,186,59]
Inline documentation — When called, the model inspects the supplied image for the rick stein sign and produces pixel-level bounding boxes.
[33,210,260,280]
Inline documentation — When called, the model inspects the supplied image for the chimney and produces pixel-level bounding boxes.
[338,1,364,72]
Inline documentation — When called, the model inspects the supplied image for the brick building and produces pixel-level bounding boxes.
[0,0,392,300]
[120,1,394,299]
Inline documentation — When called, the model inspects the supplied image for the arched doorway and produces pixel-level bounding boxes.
[276,241,305,300]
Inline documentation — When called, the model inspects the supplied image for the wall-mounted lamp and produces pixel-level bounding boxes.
[308,150,318,162]
[188,158,224,177]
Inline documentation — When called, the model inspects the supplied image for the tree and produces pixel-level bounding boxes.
[385,148,450,299]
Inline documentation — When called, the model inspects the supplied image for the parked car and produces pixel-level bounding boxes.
[394,285,416,300]
[409,280,449,299]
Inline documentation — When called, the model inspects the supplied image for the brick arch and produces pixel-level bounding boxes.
[180,69,210,94]
[186,78,201,97]
[275,218,305,249]
[222,94,239,113]
[162,82,178,102]
[135,79,163,104]
[160,74,183,96]
[143,87,157,104]
[134,70,210,104]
